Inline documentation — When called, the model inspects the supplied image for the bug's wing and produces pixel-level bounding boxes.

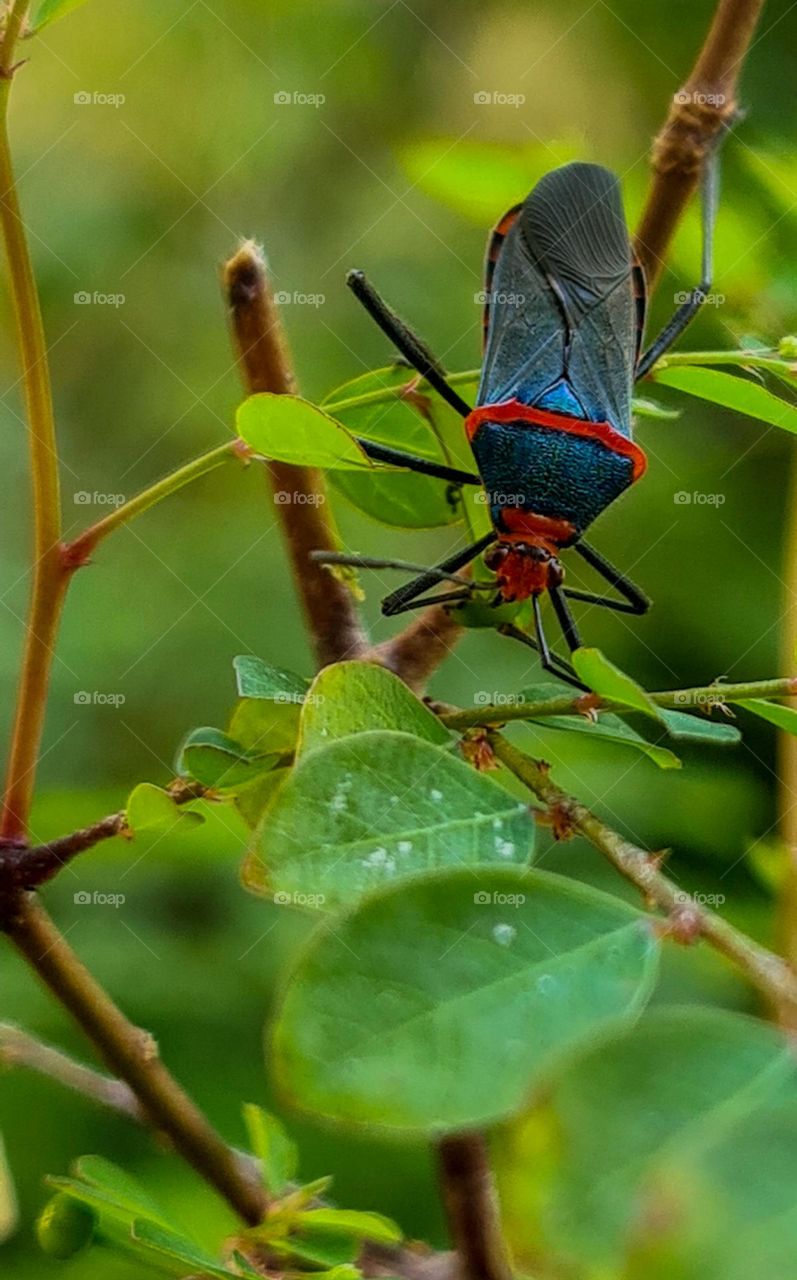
[479,163,638,435]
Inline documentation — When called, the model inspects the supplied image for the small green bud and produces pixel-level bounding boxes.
[36,1194,95,1259]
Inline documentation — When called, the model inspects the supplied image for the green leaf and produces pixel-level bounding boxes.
[397,137,581,225]
[131,1218,243,1278]
[32,0,91,32]
[242,1104,298,1195]
[324,367,477,529]
[237,394,374,470]
[653,366,797,434]
[632,396,680,420]
[236,767,289,833]
[271,1228,360,1268]
[229,698,301,758]
[571,648,663,721]
[125,783,203,836]
[0,1135,18,1245]
[46,1155,168,1235]
[299,661,450,754]
[295,1208,402,1244]
[656,706,740,745]
[525,708,680,770]
[177,727,278,791]
[234,656,309,702]
[258,731,534,904]
[495,1009,797,1278]
[272,868,658,1133]
[738,698,797,735]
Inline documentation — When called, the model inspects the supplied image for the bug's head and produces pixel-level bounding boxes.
[485,540,565,603]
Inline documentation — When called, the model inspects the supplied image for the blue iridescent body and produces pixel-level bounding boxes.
[466,162,646,542]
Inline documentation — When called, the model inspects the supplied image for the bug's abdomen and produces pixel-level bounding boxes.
[471,418,636,537]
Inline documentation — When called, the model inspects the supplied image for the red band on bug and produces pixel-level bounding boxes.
[499,508,577,546]
[464,398,647,481]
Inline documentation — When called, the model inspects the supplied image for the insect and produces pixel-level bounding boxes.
[318,145,722,688]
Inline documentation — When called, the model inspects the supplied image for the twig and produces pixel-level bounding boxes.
[440,675,797,732]
[0,1021,144,1121]
[369,609,465,697]
[223,241,368,667]
[437,1136,512,1280]
[634,0,766,286]
[491,732,797,1014]
[2,896,268,1224]
[0,4,65,842]
[64,439,244,565]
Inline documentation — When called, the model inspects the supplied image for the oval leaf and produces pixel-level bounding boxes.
[237,394,373,470]
[125,784,203,836]
[572,648,663,721]
[299,661,450,754]
[256,730,534,904]
[496,1008,797,1277]
[271,868,658,1132]
[738,698,797,735]
[178,727,278,791]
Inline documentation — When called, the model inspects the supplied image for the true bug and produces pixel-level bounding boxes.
[320,145,722,687]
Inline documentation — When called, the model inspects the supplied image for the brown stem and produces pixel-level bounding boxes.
[369,607,465,697]
[223,241,368,668]
[634,0,766,286]
[2,896,267,1225]
[491,733,797,1015]
[437,1136,512,1280]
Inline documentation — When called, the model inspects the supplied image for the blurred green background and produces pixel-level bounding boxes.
[2,0,797,1274]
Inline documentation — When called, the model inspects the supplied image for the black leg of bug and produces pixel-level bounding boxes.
[498,618,587,690]
[354,437,481,486]
[635,139,722,379]
[346,269,473,418]
[380,531,497,616]
[565,540,651,615]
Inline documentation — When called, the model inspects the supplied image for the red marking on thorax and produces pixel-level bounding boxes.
[499,507,576,548]
[464,398,647,481]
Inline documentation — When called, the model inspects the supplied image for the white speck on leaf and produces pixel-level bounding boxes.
[430,788,443,802]
[397,840,413,855]
[495,838,515,858]
[493,923,516,947]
